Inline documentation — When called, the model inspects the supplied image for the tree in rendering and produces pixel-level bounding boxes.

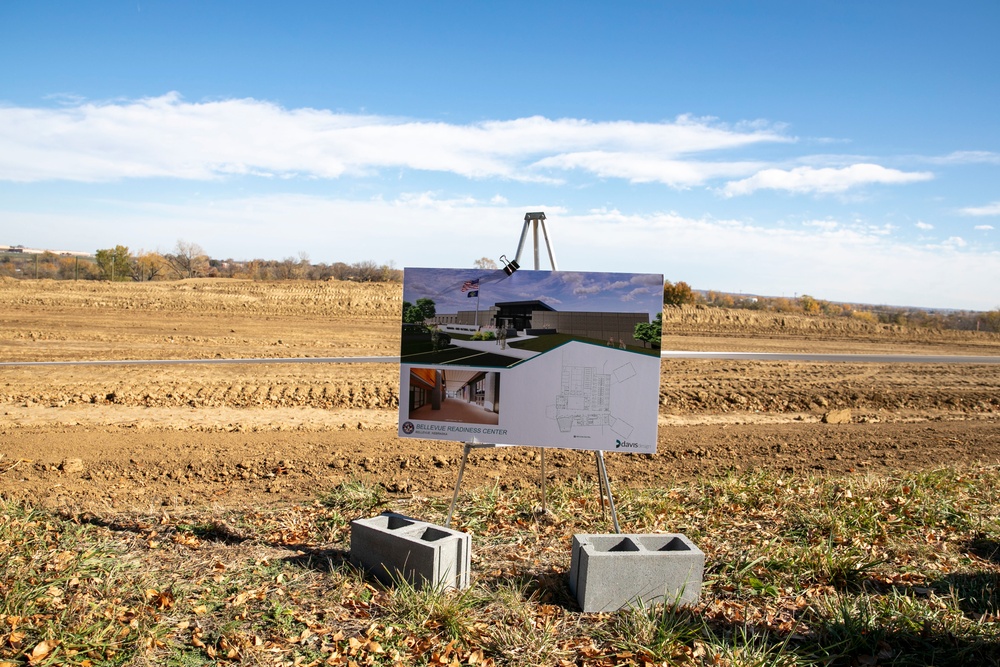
[402,298,436,324]
[634,312,662,348]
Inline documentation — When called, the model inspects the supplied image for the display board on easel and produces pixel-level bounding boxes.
[398,267,663,453]
[396,212,663,532]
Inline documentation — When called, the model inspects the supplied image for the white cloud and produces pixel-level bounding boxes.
[916,221,934,230]
[961,202,1000,216]
[0,94,789,184]
[532,152,764,188]
[555,209,998,309]
[803,220,839,231]
[622,286,657,302]
[721,164,934,197]
[975,224,995,231]
[926,151,1000,165]
[5,192,999,309]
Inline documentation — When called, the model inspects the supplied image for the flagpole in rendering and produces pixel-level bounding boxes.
[461,278,482,328]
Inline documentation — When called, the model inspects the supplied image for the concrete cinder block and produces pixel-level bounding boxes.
[569,533,704,612]
[350,513,471,590]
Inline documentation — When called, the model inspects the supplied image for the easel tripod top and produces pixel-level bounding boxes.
[514,212,558,272]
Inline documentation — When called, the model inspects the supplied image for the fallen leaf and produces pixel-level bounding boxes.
[152,589,175,610]
[28,640,55,664]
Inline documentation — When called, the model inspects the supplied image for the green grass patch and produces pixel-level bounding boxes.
[0,503,164,666]
[509,334,661,357]
[4,465,1000,665]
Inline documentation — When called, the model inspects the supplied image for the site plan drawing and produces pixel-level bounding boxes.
[547,357,637,439]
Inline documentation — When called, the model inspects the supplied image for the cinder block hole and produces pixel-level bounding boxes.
[419,527,451,542]
[386,516,415,530]
[657,537,690,552]
[608,537,640,552]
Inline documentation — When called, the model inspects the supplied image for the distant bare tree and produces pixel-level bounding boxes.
[473,257,498,270]
[298,252,311,279]
[165,240,208,279]
[329,262,352,281]
[353,260,382,282]
[378,260,401,282]
[276,256,299,280]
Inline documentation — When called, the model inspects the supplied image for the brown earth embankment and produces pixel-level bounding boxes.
[1,279,998,509]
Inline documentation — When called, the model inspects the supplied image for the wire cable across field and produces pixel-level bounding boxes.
[2,352,999,367]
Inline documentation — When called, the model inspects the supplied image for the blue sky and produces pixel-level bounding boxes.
[1,1,998,310]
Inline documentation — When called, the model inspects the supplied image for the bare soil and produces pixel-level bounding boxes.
[2,278,999,512]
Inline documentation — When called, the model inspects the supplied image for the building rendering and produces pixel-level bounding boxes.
[430,300,651,347]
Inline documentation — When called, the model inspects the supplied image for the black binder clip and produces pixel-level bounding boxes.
[500,254,520,276]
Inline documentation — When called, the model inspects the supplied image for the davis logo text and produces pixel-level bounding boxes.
[615,439,641,449]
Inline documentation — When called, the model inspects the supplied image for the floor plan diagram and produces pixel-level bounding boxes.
[546,357,636,439]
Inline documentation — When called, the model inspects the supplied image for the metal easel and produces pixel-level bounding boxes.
[446,212,621,532]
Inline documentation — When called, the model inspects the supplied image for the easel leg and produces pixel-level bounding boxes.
[540,448,547,513]
[446,443,472,527]
[594,452,607,520]
[596,451,621,533]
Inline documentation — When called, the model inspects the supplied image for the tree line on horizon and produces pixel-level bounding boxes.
[0,241,402,284]
[661,279,1000,334]
[2,244,998,333]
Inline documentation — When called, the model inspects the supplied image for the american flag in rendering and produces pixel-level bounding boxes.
[460,279,480,292]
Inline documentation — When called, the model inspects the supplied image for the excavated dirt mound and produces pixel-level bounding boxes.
[662,305,1000,352]
[1,279,999,512]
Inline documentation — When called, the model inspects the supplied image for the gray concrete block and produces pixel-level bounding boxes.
[569,533,704,612]
[350,513,471,590]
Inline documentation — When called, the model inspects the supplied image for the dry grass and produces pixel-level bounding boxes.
[2,467,1000,666]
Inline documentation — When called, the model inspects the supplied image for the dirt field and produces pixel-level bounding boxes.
[2,278,999,512]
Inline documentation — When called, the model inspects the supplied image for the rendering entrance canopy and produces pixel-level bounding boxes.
[398,267,663,453]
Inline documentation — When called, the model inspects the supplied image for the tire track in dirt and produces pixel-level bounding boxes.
[2,278,999,510]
